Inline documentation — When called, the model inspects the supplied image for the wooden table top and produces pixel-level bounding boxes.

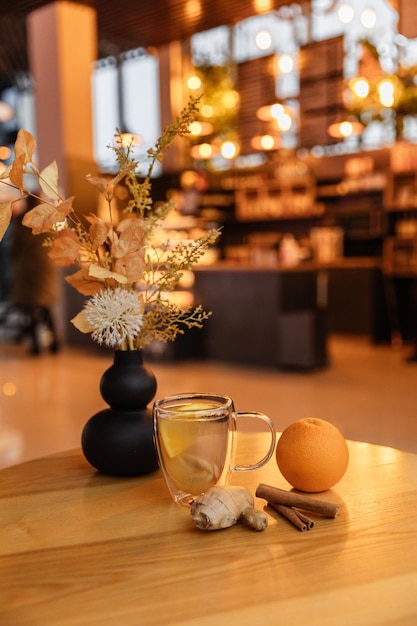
[1,434,417,626]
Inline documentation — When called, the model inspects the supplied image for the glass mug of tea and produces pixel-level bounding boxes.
[153,393,276,506]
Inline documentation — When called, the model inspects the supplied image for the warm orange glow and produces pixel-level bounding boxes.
[201,104,214,118]
[250,134,280,151]
[190,143,218,159]
[340,121,354,137]
[361,8,377,29]
[2,382,16,396]
[0,145,11,160]
[378,79,395,107]
[328,119,364,138]
[338,3,354,24]
[0,100,14,123]
[187,75,202,90]
[276,112,292,131]
[255,29,272,51]
[350,77,370,99]
[220,141,239,159]
[188,121,214,136]
[278,54,294,74]
[118,132,142,148]
[257,103,279,121]
[222,90,239,109]
[257,102,295,125]
[185,0,202,20]
[270,103,285,120]
[165,290,194,308]
[180,170,199,188]
[178,270,195,289]
[253,0,273,12]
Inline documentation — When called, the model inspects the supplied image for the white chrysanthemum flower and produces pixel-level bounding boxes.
[84,287,143,347]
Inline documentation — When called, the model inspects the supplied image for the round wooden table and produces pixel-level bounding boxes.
[0,434,416,625]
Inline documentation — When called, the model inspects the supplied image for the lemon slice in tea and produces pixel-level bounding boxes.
[158,402,218,458]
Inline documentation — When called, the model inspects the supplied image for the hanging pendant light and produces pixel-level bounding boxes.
[220,140,239,159]
[188,121,214,137]
[327,116,364,139]
[256,102,296,137]
[190,142,219,160]
[250,133,281,151]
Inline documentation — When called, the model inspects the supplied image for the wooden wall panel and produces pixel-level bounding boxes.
[298,112,335,149]
[237,55,277,155]
[298,36,344,81]
[298,36,344,148]
[299,77,344,113]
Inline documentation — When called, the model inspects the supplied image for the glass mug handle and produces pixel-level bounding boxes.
[231,412,276,472]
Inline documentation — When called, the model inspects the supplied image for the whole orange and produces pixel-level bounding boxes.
[276,417,349,492]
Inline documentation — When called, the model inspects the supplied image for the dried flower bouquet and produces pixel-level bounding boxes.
[0,98,220,350]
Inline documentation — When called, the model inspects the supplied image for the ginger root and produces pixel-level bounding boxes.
[190,485,268,531]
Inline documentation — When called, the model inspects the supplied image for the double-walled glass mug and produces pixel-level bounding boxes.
[153,393,276,506]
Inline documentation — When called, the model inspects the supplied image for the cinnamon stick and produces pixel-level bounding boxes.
[268,502,314,531]
[256,483,339,518]
[294,509,315,529]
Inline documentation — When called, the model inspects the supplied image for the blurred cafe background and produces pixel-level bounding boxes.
[0,0,416,467]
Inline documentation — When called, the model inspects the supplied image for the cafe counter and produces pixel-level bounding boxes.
[193,262,328,369]
[193,258,391,368]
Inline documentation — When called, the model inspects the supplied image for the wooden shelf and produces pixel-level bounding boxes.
[235,176,320,222]
[385,204,417,212]
[385,169,417,210]
[383,236,417,276]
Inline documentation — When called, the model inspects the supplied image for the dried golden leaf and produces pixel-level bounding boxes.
[111,238,132,259]
[22,202,64,234]
[14,129,36,164]
[117,217,145,243]
[88,263,128,284]
[0,202,13,241]
[111,164,136,186]
[65,268,104,295]
[56,196,75,218]
[85,174,112,200]
[88,219,113,249]
[71,310,94,334]
[39,161,60,201]
[48,229,80,265]
[113,251,145,283]
[8,154,25,191]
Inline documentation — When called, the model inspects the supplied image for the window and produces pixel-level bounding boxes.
[92,52,160,175]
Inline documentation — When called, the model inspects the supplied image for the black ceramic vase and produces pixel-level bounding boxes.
[81,349,159,477]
